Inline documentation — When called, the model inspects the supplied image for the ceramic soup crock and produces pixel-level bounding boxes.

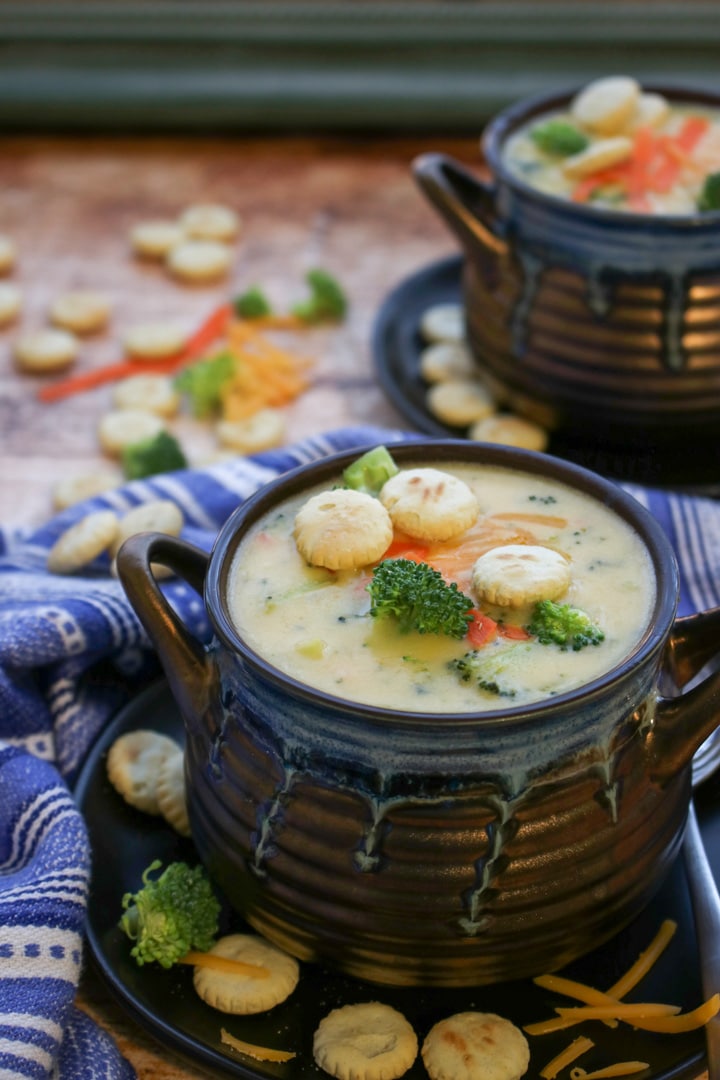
[116,441,720,987]
[412,86,720,478]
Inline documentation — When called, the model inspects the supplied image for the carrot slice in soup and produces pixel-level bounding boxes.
[467,611,498,648]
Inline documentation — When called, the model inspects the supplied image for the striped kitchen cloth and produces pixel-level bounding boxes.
[0,424,718,1079]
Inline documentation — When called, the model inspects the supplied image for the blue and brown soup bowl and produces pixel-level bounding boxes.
[413,84,720,485]
[116,440,720,987]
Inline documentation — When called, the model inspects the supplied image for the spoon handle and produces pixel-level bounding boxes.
[683,800,720,1080]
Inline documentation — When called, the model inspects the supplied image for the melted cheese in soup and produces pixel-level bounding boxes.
[226,463,656,713]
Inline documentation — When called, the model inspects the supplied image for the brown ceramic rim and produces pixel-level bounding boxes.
[482,82,720,227]
[207,439,678,728]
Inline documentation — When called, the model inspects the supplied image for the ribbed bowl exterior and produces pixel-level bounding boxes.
[464,256,720,438]
[186,658,688,987]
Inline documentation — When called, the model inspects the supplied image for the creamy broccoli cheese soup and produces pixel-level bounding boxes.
[225,460,656,713]
[502,76,720,214]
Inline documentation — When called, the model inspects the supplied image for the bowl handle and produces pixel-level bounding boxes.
[648,606,720,783]
[412,152,509,263]
[116,532,214,727]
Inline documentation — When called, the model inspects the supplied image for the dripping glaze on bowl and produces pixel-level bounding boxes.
[412,79,720,479]
[116,439,720,988]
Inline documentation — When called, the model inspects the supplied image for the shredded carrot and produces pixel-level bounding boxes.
[467,611,498,648]
[647,143,682,194]
[177,950,270,978]
[539,1035,595,1079]
[674,114,710,152]
[421,519,535,592]
[627,126,656,196]
[38,303,233,403]
[380,538,430,563]
[572,165,629,203]
[571,115,710,207]
[220,1028,296,1062]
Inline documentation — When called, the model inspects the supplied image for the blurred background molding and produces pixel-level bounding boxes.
[2,2,720,132]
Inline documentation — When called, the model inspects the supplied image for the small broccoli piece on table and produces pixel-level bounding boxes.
[119,859,220,968]
[342,445,399,496]
[368,559,474,638]
[233,286,273,319]
[292,268,347,323]
[174,351,235,418]
[527,599,604,651]
[121,430,188,480]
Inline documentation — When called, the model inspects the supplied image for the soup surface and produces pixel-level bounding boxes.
[226,461,656,713]
[502,76,720,214]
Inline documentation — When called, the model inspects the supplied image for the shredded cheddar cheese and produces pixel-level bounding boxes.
[606,919,677,999]
[539,1035,595,1079]
[219,319,312,421]
[178,950,270,979]
[527,919,681,1037]
[570,1065,649,1080]
[534,974,619,1028]
[555,1003,679,1023]
[220,1028,296,1062]
[627,993,720,1033]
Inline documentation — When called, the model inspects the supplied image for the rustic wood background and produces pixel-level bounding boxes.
[0,133,473,529]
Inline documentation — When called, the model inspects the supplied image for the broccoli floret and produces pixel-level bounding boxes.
[174,351,235,418]
[527,600,604,651]
[530,120,589,157]
[233,286,273,319]
[292,269,347,323]
[342,445,399,495]
[698,171,720,212]
[121,430,188,480]
[368,559,474,638]
[119,860,221,968]
[450,644,531,698]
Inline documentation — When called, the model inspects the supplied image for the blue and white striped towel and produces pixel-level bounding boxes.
[0,424,718,1079]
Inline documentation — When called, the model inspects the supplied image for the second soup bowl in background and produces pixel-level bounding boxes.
[413,84,720,486]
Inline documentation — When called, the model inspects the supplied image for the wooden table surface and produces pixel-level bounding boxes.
[0,131,474,1078]
[0,132,474,531]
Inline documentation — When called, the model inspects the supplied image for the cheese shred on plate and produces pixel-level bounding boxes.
[569,1065,650,1079]
[220,1028,296,1062]
[527,916,719,1048]
[540,1035,595,1079]
[178,950,270,979]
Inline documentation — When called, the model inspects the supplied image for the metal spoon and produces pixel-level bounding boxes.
[684,738,720,1080]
